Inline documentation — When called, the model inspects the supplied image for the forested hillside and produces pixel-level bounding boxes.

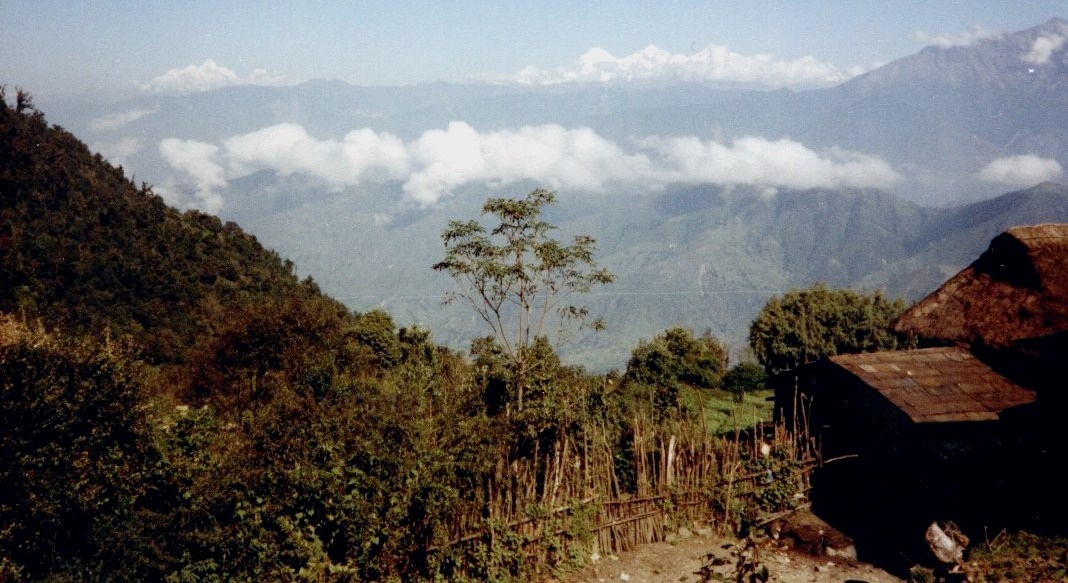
[0,88,331,364]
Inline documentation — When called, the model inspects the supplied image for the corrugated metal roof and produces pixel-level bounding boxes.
[829,346,1035,423]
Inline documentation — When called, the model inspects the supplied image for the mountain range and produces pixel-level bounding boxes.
[25,17,1068,370]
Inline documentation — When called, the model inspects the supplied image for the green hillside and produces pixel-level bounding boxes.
[0,89,328,364]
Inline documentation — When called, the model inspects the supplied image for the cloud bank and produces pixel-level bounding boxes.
[911,26,1002,48]
[160,122,901,212]
[224,123,410,186]
[92,137,143,167]
[978,155,1062,186]
[638,136,900,190]
[141,60,289,94]
[509,44,866,88]
[159,138,227,211]
[1023,33,1066,65]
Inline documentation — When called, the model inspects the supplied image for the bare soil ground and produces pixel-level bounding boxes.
[554,529,904,583]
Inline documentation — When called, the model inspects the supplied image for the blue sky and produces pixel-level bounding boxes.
[2,1,1065,99]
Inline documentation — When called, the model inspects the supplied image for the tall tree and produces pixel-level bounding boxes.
[749,284,910,374]
[434,188,614,410]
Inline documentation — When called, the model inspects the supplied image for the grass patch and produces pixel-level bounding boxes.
[966,530,1068,581]
[689,388,774,435]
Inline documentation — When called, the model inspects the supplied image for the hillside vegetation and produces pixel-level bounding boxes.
[0,89,330,365]
[0,93,807,581]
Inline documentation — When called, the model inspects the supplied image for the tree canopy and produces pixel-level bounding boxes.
[620,327,729,420]
[625,327,728,390]
[433,188,614,410]
[748,284,910,374]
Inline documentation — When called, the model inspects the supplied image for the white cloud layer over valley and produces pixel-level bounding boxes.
[158,121,903,213]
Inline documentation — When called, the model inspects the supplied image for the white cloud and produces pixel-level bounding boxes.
[224,123,409,186]
[92,137,142,166]
[978,155,1062,186]
[403,122,653,204]
[159,138,227,212]
[510,44,865,88]
[405,122,487,204]
[1023,33,1066,65]
[639,136,901,190]
[160,122,900,211]
[89,108,157,131]
[911,26,1002,48]
[140,60,288,94]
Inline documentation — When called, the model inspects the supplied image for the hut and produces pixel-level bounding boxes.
[893,223,1068,396]
[776,223,1068,451]
[893,223,1068,349]
[773,224,1068,545]
[776,346,1035,463]
[774,345,1039,562]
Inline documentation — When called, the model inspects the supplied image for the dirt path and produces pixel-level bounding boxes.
[555,529,904,583]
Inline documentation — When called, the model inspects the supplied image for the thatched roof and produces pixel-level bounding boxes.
[829,346,1035,423]
[893,223,1068,347]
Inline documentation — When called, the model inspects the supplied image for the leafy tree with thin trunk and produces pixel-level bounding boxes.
[434,188,614,411]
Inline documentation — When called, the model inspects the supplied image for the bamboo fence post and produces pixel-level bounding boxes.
[667,434,676,487]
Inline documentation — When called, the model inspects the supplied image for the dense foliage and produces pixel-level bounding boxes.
[621,327,729,420]
[0,319,153,580]
[722,362,767,402]
[748,284,910,374]
[0,89,320,364]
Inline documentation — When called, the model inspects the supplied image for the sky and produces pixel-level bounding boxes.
[2,1,1066,99]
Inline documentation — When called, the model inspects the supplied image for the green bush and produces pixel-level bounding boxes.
[723,362,766,403]
[0,324,156,579]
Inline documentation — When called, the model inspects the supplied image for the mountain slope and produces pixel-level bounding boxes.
[0,94,330,362]
[860,181,1068,294]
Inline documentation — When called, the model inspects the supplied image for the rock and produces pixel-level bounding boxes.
[827,543,858,561]
[678,526,693,539]
[773,509,857,560]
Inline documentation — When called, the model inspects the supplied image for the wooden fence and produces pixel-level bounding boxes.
[427,421,818,578]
